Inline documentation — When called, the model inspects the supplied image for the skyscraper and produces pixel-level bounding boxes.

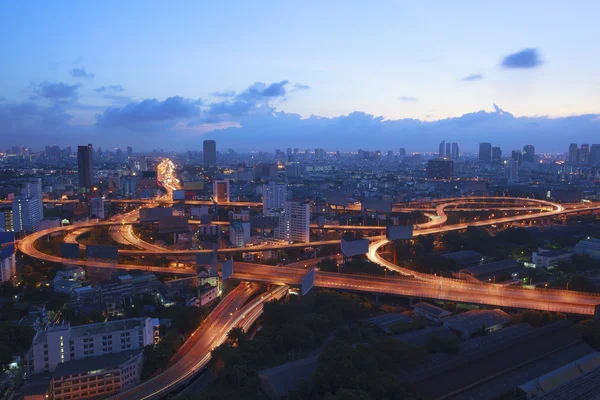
[262,182,287,214]
[568,143,579,163]
[523,145,535,163]
[479,143,492,163]
[438,140,446,158]
[507,160,519,182]
[279,201,310,243]
[399,148,406,157]
[451,142,459,159]
[511,150,523,166]
[126,146,133,157]
[77,144,93,191]
[203,140,217,169]
[492,147,502,164]
[590,144,600,165]
[445,142,451,158]
[580,144,590,163]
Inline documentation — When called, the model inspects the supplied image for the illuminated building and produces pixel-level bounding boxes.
[212,179,230,203]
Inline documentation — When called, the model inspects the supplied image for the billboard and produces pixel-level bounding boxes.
[140,207,173,222]
[0,232,15,260]
[362,199,392,213]
[196,251,217,273]
[157,216,189,234]
[172,190,185,200]
[86,245,118,260]
[325,191,349,207]
[222,259,233,280]
[386,226,414,240]
[341,237,369,257]
[61,243,80,259]
[301,268,315,296]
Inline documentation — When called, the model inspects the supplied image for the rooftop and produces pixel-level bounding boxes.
[53,349,142,377]
[444,309,511,332]
[440,250,483,261]
[258,353,319,400]
[366,312,412,333]
[461,259,521,277]
[413,302,450,317]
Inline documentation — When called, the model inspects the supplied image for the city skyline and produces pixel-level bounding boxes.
[1,2,599,151]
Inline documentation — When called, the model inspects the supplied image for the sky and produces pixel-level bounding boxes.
[0,1,599,152]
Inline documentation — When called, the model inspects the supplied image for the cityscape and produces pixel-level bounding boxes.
[2,2,600,400]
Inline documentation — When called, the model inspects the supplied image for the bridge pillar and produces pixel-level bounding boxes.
[408,297,415,307]
[374,294,380,303]
[595,305,600,321]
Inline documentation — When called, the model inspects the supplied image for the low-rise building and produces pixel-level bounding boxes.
[413,302,452,323]
[443,309,511,339]
[51,349,143,400]
[439,250,484,268]
[574,238,600,260]
[459,259,524,283]
[28,318,159,374]
[532,248,573,269]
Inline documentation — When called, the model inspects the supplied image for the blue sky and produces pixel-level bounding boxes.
[1,1,599,151]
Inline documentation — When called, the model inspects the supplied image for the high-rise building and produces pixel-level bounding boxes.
[279,201,310,243]
[438,140,446,158]
[523,145,535,163]
[314,148,325,159]
[230,221,250,247]
[451,142,459,159]
[23,178,43,219]
[445,142,451,158]
[0,232,16,283]
[126,146,133,157]
[399,148,406,157]
[77,144,94,191]
[568,143,579,163]
[12,178,43,232]
[492,147,502,164]
[511,150,523,166]
[203,140,217,168]
[590,144,600,165]
[427,159,453,179]
[507,159,519,182]
[90,197,105,219]
[579,144,590,163]
[262,182,287,214]
[479,143,492,163]
[212,179,230,203]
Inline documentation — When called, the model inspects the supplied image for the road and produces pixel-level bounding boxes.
[109,284,288,400]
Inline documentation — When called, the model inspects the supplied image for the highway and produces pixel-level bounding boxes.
[109,284,288,400]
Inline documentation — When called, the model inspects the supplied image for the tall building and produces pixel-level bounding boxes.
[314,148,325,159]
[427,159,453,179]
[262,182,287,214]
[451,142,459,159]
[212,179,230,203]
[27,317,158,374]
[0,232,16,283]
[568,143,579,163]
[590,144,600,164]
[445,142,451,158]
[580,144,590,163]
[507,159,519,182]
[77,144,94,191]
[523,144,535,163]
[492,147,502,164]
[126,146,133,157]
[399,148,406,157]
[511,150,523,166]
[230,221,250,247]
[438,140,446,158]
[90,197,105,219]
[12,178,43,232]
[278,201,310,243]
[479,143,492,163]
[203,140,217,168]
[23,178,43,219]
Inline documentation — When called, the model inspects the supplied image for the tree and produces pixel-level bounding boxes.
[226,327,247,347]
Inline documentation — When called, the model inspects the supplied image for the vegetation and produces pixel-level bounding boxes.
[0,323,35,370]
[424,334,459,354]
[512,310,566,327]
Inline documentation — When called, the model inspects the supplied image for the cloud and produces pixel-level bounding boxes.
[33,82,81,102]
[71,67,95,79]
[292,83,310,91]
[261,80,289,97]
[462,73,484,81]
[95,96,202,129]
[501,48,542,69]
[399,96,419,102]
[95,85,125,93]
[0,97,5,102]
[210,90,236,98]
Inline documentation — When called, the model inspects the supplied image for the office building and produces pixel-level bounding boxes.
[492,146,502,164]
[590,144,600,164]
[445,142,451,158]
[427,159,453,179]
[90,198,105,219]
[523,144,535,163]
[399,148,406,157]
[12,197,42,233]
[276,201,310,243]
[262,182,287,214]
[254,163,278,180]
[126,146,133,157]
[230,221,250,247]
[120,178,137,198]
[51,349,143,400]
[77,144,94,191]
[451,142,459,159]
[568,143,579,163]
[314,148,325,159]
[580,144,590,162]
[574,238,600,260]
[479,143,492,163]
[203,140,217,168]
[27,317,159,374]
[438,140,446,158]
[511,150,523,166]
[22,178,43,220]
[507,159,519,182]
[0,232,16,283]
[212,179,230,203]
